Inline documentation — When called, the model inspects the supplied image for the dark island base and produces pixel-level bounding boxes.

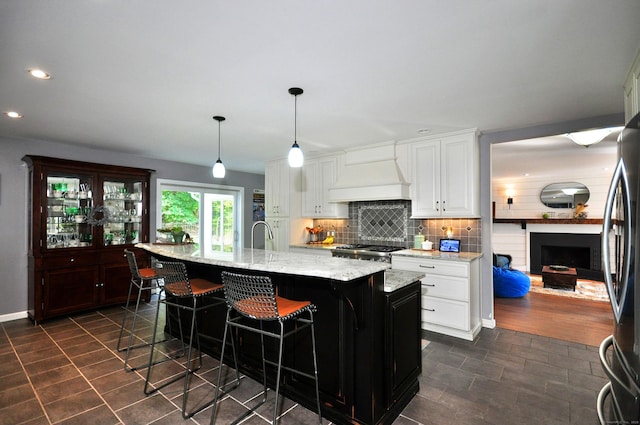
[156,255,422,425]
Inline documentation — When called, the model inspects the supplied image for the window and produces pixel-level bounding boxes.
[156,179,244,253]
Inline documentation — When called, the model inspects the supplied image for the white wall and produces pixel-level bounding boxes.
[0,137,264,319]
[492,171,613,220]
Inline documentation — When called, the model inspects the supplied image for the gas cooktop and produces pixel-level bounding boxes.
[333,244,403,253]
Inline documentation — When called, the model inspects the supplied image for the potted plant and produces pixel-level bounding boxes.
[157,226,185,243]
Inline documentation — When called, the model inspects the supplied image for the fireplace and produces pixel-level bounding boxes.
[530,232,603,281]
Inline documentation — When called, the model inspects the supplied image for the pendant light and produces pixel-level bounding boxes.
[212,116,226,178]
[288,87,304,167]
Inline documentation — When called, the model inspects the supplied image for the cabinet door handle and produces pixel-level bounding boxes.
[442,200,446,211]
[435,201,439,211]
[425,308,436,312]
[424,283,435,287]
[419,265,435,269]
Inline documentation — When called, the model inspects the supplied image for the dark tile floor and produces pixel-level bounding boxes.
[0,299,606,425]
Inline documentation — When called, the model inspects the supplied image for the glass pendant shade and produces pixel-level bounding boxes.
[288,141,304,167]
[212,115,226,178]
[212,159,225,178]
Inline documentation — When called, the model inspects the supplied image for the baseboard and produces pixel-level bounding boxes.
[0,311,29,323]
[482,318,496,329]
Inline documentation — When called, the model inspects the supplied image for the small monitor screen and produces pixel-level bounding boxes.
[439,239,460,253]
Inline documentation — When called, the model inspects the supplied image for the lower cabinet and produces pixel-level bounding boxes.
[392,255,481,340]
[30,248,148,322]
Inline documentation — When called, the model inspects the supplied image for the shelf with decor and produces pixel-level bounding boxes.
[23,155,153,322]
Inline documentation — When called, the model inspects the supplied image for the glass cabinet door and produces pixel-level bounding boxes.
[102,178,144,246]
[46,175,94,249]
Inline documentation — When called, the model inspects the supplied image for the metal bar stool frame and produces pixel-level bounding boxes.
[143,260,234,419]
[210,271,321,425]
[117,249,176,372]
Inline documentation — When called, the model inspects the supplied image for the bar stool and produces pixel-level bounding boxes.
[117,249,164,372]
[210,271,321,425]
[143,260,227,419]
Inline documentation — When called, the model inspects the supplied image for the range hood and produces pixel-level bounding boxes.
[328,143,410,202]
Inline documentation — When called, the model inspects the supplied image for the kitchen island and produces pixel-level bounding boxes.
[136,243,423,425]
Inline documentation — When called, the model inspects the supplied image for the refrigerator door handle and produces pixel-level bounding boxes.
[602,158,632,323]
[597,382,624,425]
[599,335,640,396]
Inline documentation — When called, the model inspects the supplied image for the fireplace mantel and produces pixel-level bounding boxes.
[493,218,603,229]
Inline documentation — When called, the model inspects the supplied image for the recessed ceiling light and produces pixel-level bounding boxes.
[5,111,23,118]
[27,68,52,80]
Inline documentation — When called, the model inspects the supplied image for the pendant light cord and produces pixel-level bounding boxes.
[294,93,298,143]
[217,120,221,159]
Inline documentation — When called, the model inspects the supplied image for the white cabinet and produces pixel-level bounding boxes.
[391,255,481,340]
[409,130,479,218]
[265,217,290,252]
[300,156,348,218]
[265,159,290,217]
[624,49,640,123]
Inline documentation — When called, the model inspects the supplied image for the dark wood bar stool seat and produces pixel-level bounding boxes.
[210,271,321,425]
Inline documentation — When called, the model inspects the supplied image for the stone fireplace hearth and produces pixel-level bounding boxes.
[530,232,603,281]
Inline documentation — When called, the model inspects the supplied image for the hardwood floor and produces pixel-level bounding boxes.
[494,291,613,347]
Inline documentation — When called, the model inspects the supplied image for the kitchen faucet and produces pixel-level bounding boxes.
[251,220,274,250]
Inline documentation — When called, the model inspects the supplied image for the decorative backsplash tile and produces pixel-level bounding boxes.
[312,200,482,252]
[358,204,407,242]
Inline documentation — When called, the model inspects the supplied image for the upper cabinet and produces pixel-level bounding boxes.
[409,130,479,218]
[300,156,348,218]
[265,159,290,217]
[624,48,640,123]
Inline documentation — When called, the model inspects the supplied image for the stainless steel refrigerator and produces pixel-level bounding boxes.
[599,112,640,423]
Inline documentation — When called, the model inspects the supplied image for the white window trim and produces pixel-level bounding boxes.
[156,178,244,249]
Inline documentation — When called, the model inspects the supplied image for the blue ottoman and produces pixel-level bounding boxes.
[493,266,531,298]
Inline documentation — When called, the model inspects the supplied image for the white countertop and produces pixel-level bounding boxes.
[384,269,424,292]
[136,243,389,282]
[289,243,338,252]
[392,249,483,262]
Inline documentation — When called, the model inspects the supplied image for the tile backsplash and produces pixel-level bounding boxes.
[313,200,482,252]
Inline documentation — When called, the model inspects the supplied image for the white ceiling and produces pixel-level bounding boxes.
[1,1,639,174]
[491,128,621,180]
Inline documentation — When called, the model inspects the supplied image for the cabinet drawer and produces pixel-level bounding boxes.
[422,296,469,331]
[393,256,469,278]
[41,254,97,269]
[421,275,469,301]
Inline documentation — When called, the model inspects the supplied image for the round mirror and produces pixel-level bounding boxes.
[540,182,590,208]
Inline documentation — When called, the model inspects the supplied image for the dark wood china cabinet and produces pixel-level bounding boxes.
[23,156,153,323]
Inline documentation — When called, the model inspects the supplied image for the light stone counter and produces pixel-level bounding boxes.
[384,269,424,292]
[136,243,388,282]
[392,249,483,262]
[289,243,338,252]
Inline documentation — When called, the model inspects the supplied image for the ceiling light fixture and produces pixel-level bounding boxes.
[212,116,226,179]
[287,87,304,168]
[27,68,52,80]
[566,127,620,147]
[5,111,23,118]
